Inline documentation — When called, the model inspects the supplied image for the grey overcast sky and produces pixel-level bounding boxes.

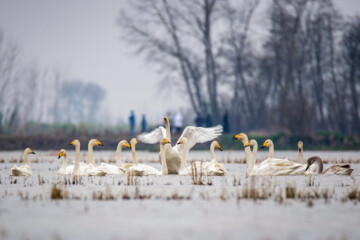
[0,0,359,125]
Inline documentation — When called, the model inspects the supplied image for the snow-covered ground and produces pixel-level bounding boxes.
[0,150,359,240]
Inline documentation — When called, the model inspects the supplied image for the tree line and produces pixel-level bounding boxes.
[0,29,106,135]
[119,0,360,135]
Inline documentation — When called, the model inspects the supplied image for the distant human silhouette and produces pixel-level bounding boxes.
[195,114,203,127]
[141,114,147,133]
[223,111,229,133]
[174,111,183,133]
[129,110,136,137]
[205,114,212,127]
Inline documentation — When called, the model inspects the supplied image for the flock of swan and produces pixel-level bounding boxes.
[8,117,354,177]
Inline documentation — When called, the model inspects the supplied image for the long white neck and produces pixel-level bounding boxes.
[268,144,274,158]
[247,143,257,175]
[88,142,96,166]
[180,141,189,171]
[24,150,30,165]
[131,144,138,165]
[165,121,171,142]
[74,144,80,173]
[240,137,254,175]
[116,144,123,167]
[210,142,216,162]
[60,154,68,170]
[298,147,304,164]
[160,144,168,175]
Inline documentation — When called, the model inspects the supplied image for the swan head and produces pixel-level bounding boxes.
[298,141,303,152]
[244,139,257,148]
[232,133,248,145]
[25,148,36,155]
[70,139,80,147]
[130,138,139,147]
[119,140,131,149]
[58,149,67,159]
[306,156,322,171]
[211,141,223,151]
[177,137,188,145]
[261,139,273,149]
[89,139,104,146]
[164,117,169,124]
[160,138,171,145]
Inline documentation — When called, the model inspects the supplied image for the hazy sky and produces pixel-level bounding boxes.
[0,0,359,125]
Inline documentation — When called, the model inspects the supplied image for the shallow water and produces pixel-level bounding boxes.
[0,150,359,240]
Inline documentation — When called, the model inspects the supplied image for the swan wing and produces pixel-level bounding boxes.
[137,126,166,144]
[174,125,223,153]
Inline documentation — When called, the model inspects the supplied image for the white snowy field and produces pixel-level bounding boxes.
[0,150,359,240]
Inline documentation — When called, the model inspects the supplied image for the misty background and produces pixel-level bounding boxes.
[0,0,360,149]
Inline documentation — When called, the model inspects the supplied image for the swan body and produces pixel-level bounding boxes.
[138,117,223,174]
[236,135,305,176]
[70,139,107,176]
[126,138,169,176]
[98,140,132,174]
[9,148,35,176]
[177,138,226,176]
[57,149,73,175]
[306,156,354,175]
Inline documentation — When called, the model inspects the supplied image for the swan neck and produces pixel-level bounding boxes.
[116,144,123,167]
[131,144,138,165]
[268,145,274,158]
[298,148,304,164]
[88,142,95,166]
[165,121,171,142]
[60,154,68,170]
[24,150,30,165]
[210,143,216,160]
[160,144,168,175]
[315,158,323,174]
[74,144,80,173]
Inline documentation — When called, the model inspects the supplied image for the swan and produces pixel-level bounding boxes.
[305,156,354,175]
[138,117,223,174]
[177,138,226,176]
[235,134,306,176]
[261,139,275,158]
[296,141,319,174]
[57,149,73,175]
[70,139,106,176]
[98,140,132,174]
[126,138,169,176]
[9,148,35,176]
[297,141,304,164]
[88,138,104,167]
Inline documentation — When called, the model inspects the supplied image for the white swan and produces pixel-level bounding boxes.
[87,138,104,167]
[235,134,306,176]
[306,156,354,175]
[9,148,35,176]
[98,140,132,174]
[138,117,223,174]
[297,141,304,164]
[126,138,168,176]
[177,137,227,176]
[70,139,106,176]
[57,149,73,175]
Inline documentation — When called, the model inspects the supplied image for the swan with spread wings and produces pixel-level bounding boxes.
[138,117,223,174]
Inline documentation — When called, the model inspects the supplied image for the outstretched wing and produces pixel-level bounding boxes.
[137,126,166,144]
[174,125,223,153]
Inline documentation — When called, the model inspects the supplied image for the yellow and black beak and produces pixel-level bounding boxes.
[126,142,131,148]
[232,134,239,140]
[69,140,74,146]
[58,151,63,159]
[164,117,168,123]
[261,142,267,149]
[165,139,170,144]
[218,145,223,151]
[244,142,250,148]
[177,138,182,144]
[30,150,36,154]
[97,141,104,146]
